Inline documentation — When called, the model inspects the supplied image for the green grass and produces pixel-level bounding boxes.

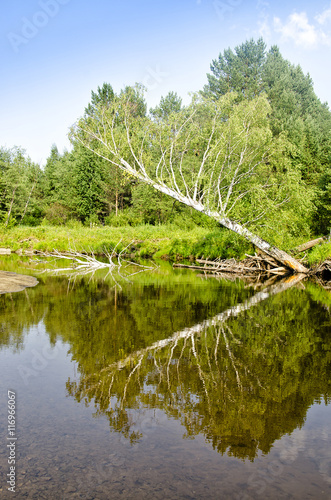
[0,224,208,258]
[3,223,326,265]
[307,241,331,266]
[0,223,255,261]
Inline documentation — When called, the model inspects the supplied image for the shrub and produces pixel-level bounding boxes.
[168,230,253,261]
[20,215,42,227]
[45,203,71,225]
[104,209,144,227]
[308,241,331,266]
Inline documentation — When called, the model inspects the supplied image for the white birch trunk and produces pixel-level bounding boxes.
[4,185,18,228]
[74,93,309,274]
[20,177,37,223]
[118,161,308,273]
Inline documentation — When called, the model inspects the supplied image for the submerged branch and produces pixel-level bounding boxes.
[31,248,158,281]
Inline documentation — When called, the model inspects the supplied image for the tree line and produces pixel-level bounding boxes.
[1,38,330,242]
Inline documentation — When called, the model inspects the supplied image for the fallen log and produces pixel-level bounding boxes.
[31,248,158,282]
[293,237,326,254]
[267,267,287,274]
[174,254,290,277]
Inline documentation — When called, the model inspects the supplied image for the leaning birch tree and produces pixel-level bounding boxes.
[70,87,308,273]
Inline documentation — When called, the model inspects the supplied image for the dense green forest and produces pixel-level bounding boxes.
[1,39,330,247]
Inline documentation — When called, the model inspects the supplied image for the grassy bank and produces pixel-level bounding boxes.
[308,241,331,266]
[0,223,255,261]
[1,223,329,264]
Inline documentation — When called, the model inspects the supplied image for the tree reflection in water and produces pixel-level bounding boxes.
[65,275,331,461]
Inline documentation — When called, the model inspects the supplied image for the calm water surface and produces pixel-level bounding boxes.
[0,256,330,499]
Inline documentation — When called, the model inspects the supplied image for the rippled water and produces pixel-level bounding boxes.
[0,256,330,499]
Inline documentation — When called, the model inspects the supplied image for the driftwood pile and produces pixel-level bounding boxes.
[311,260,331,288]
[173,253,291,278]
[173,236,331,287]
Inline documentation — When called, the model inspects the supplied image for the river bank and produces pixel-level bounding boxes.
[0,224,255,261]
[0,224,329,266]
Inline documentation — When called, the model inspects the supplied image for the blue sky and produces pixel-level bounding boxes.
[2,0,331,165]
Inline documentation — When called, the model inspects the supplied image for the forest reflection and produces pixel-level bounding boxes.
[0,263,330,462]
[65,275,331,461]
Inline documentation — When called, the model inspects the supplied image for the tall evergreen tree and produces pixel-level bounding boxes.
[203,39,331,235]
[71,144,106,223]
[150,91,182,120]
[85,82,115,117]
[203,38,267,100]
[42,144,61,201]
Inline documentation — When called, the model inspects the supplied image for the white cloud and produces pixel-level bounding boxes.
[256,0,272,41]
[273,11,331,48]
[315,4,331,25]
[258,14,271,41]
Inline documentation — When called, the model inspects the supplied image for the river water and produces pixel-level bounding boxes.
[0,255,330,499]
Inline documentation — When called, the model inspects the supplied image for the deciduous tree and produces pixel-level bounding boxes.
[71,87,308,272]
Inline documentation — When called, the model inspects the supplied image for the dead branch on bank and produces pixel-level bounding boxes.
[173,233,331,284]
[310,260,331,288]
[31,247,158,283]
[173,253,290,277]
[292,237,326,254]
[175,253,331,290]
